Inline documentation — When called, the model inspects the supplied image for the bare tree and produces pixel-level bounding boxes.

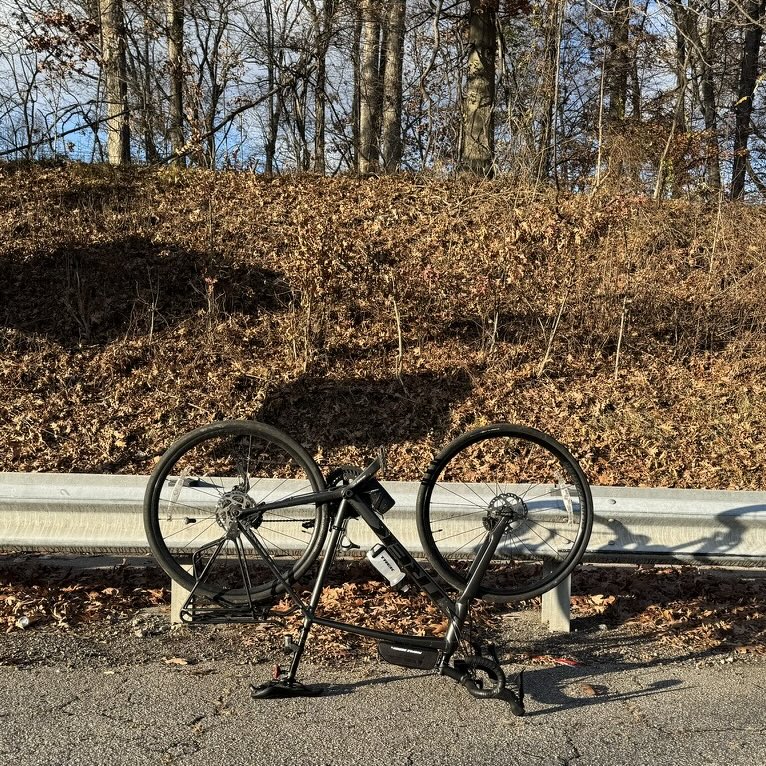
[167,0,185,165]
[0,32,44,158]
[536,0,563,183]
[731,0,766,199]
[381,0,405,171]
[0,0,763,192]
[358,0,382,174]
[684,0,722,191]
[605,0,630,121]
[302,0,336,173]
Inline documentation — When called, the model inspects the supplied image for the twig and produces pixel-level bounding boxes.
[390,276,404,380]
[614,294,628,379]
[614,223,631,379]
[537,289,568,378]
[708,185,724,278]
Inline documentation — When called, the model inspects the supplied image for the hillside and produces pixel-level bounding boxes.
[1,163,764,488]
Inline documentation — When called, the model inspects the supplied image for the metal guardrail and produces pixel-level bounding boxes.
[2,473,765,630]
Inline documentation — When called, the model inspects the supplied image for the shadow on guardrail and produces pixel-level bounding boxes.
[592,503,766,564]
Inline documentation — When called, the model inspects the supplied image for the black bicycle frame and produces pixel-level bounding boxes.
[235,481,511,684]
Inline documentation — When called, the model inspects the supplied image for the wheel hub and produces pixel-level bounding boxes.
[216,488,256,538]
[483,492,528,531]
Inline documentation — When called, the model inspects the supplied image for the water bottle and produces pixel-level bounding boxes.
[366,544,408,590]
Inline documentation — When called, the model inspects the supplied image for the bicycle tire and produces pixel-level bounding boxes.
[416,424,593,602]
[144,420,328,604]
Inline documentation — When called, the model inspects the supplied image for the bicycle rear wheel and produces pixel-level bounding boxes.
[144,420,328,604]
[417,424,592,602]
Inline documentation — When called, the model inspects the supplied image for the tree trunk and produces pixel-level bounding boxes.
[293,80,310,171]
[731,0,766,200]
[168,0,185,166]
[100,0,130,165]
[537,0,561,182]
[655,0,691,198]
[630,0,651,120]
[142,34,159,162]
[312,1,335,174]
[606,0,630,121]
[351,5,362,172]
[358,0,382,175]
[381,0,406,172]
[691,8,721,191]
[263,0,279,174]
[205,79,221,168]
[460,0,498,176]
[671,0,688,133]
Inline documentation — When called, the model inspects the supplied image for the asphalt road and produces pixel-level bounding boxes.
[1,615,764,766]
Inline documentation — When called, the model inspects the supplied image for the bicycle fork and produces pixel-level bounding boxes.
[286,502,513,685]
[253,499,524,714]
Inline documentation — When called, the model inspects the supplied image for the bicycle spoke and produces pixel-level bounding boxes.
[161,518,219,546]
[441,528,488,559]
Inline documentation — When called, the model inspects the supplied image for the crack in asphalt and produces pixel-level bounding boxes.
[558,734,582,765]
[620,699,765,737]
[656,726,766,736]
[51,696,81,716]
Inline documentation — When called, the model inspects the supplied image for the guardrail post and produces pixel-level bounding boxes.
[540,565,571,632]
[170,561,193,625]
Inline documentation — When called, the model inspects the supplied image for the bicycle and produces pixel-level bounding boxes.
[143,421,593,715]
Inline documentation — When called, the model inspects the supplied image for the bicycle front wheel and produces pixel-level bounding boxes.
[417,424,593,602]
[144,420,328,604]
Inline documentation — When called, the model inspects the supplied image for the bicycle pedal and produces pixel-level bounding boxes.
[340,534,360,550]
[272,664,282,680]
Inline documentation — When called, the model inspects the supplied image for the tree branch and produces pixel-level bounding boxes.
[0,106,117,158]
[153,65,315,165]
[746,158,766,195]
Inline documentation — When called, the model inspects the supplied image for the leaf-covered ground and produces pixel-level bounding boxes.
[1,164,765,489]
[1,560,763,661]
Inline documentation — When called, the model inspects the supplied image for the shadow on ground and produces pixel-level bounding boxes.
[258,369,474,452]
[0,237,288,347]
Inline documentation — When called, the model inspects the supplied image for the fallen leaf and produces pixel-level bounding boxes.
[577,682,607,697]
